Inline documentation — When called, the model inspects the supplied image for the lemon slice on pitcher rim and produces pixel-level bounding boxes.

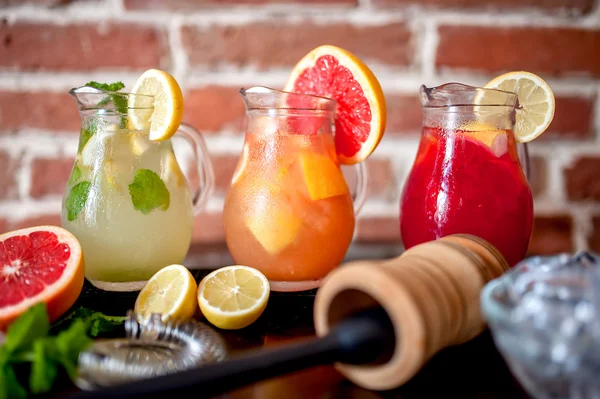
[198,265,270,330]
[128,69,184,141]
[482,71,555,143]
[134,264,198,323]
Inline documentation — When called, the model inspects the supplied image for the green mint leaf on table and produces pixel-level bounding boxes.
[66,181,91,221]
[0,303,97,397]
[129,169,170,214]
[49,307,126,337]
[0,364,27,399]
[53,320,92,379]
[29,340,57,394]
[68,163,81,186]
[87,312,127,337]
[84,81,125,92]
[3,303,49,355]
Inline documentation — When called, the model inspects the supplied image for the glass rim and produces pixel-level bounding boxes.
[420,83,518,108]
[69,87,155,111]
[239,86,337,112]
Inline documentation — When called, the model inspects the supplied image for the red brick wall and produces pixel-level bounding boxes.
[0,0,598,267]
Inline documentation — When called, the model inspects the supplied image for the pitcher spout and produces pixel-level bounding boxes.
[419,83,518,109]
[239,86,336,113]
[69,86,154,115]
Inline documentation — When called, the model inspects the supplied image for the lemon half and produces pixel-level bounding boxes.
[134,264,198,322]
[198,265,270,330]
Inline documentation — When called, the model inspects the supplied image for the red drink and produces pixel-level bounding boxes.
[400,125,533,266]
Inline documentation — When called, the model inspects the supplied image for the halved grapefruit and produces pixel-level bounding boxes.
[284,45,387,165]
[0,226,84,330]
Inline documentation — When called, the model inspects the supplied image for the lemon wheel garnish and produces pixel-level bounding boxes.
[128,69,184,141]
[482,71,555,143]
[134,264,198,322]
[198,265,270,330]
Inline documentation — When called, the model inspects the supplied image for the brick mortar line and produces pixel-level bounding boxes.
[0,132,75,156]
[572,207,592,251]
[595,85,600,141]
[413,14,438,82]
[0,194,227,221]
[166,15,188,83]
[1,131,598,156]
[0,70,597,96]
[0,193,399,220]
[0,199,62,221]
[1,5,597,28]
[16,152,32,202]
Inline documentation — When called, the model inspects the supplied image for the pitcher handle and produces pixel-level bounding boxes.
[351,162,368,215]
[176,123,215,215]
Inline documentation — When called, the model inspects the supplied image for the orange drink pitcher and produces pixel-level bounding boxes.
[223,87,367,292]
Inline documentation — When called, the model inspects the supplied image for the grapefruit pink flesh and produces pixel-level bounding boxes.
[0,226,84,330]
[289,55,372,159]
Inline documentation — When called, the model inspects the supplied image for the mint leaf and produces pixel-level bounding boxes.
[128,169,170,214]
[4,303,49,355]
[54,320,92,379]
[29,340,57,394]
[111,93,128,115]
[68,163,81,186]
[85,81,125,92]
[0,364,26,399]
[88,313,126,337]
[51,307,126,337]
[85,81,128,128]
[66,181,91,221]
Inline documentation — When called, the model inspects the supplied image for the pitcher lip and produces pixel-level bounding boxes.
[239,86,336,111]
[420,83,518,108]
[69,86,155,111]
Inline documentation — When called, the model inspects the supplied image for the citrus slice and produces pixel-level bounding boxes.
[284,45,386,165]
[0,226,84,331]
[231,144,249,186]
[134,264,197,323]
[246,197,302,255]
[459,121,508,156]
[161,152,187,188]
[128,69,184,142]
[197,265,269,330]
[297,152,349,201]
[482,71,555,143]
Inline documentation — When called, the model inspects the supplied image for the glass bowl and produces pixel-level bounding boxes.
[481,252,600,399]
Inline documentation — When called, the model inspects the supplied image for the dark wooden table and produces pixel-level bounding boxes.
[54,270,530,399]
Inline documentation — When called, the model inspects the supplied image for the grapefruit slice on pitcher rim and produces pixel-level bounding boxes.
[0,226,84,330]
[284,45,387,165]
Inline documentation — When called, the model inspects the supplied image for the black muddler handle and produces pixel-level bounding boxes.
[68,307,395,399]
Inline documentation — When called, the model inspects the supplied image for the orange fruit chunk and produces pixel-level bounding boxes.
[284,45,386,165]
[459,121,508,156]
[0,226,84,330]
[297,152,349,201]
[245,189,302,255]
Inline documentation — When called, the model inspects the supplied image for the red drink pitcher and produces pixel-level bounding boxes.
[400,83,533,266]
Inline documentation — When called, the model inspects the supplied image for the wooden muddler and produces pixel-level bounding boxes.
[68,234,510,399]
[314,233,510,391]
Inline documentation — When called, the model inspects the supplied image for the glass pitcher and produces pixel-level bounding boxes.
[62,86,214,291]
[400,83,533,266]
[223,87,367,292]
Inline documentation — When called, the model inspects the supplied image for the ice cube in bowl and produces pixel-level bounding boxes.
[481,252,600,399]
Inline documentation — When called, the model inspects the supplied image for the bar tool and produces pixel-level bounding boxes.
[69,233,510,398]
